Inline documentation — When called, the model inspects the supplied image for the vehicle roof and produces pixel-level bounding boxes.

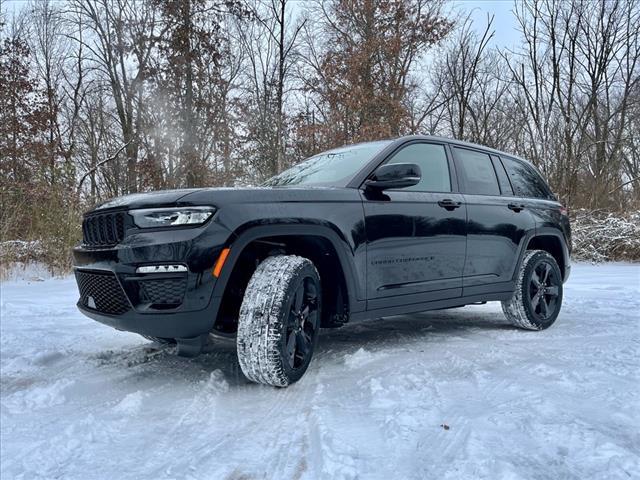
[326,134,532,167]
[389,135,533,166]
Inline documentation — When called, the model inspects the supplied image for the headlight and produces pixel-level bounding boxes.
[130,207,216,228]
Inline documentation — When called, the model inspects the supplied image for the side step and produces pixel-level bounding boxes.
[435,301,487,311]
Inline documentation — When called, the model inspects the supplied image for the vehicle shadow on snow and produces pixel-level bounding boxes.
[90,307,515,388]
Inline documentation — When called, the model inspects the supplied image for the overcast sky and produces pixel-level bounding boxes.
[457,0,520,48]
[2,0,521,48]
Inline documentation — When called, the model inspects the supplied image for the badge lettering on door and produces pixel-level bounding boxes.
[371,256,434,266]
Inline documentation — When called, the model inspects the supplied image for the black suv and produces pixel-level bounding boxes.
[73,135,571,387]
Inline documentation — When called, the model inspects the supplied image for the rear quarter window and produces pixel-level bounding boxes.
[501,156,554,200]
[491,155,513,195]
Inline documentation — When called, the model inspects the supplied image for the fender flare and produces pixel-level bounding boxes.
[515,227,571,283]
[210,223,366,314]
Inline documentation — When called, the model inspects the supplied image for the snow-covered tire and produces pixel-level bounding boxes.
[502,249,563,330]
[237,255,321,387]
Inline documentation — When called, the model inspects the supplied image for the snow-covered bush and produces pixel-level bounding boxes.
[0,241,46,279]
[0,240,45,263]
[1,235,77,279]
[571,210,640,262]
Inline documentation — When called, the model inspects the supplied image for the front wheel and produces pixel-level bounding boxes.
[502,250,563,330]
[237,255,321,387]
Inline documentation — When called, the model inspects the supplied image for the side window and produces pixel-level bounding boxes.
[502,157,552,199]
[453,147,500,196]
[386,143,451,192]
[491,155,513,195]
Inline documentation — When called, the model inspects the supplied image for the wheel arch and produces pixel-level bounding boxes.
[524,229,570,282]
[211,224,364,333]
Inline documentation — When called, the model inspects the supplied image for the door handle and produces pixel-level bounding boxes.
[508,203,525,212]
[438,199,461,210]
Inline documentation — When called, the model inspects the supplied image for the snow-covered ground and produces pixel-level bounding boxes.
[1,263,639,479]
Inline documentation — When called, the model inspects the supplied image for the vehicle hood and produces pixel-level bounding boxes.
[92,189,202,212]
[90,186,359,213]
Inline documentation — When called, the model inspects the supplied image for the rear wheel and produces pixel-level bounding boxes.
[237,255,321,387]
[502,250,563,330]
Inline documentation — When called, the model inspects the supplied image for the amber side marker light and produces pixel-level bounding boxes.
[213,248,230,277]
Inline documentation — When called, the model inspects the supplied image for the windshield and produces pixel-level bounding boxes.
[263,141,392,187]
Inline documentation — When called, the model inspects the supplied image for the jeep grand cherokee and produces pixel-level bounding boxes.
[73,136,571,387]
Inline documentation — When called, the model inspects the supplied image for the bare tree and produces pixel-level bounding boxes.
[70,0,164,194]
[235,0,306,179]
[503,0,639,208]
[434,14,495,141]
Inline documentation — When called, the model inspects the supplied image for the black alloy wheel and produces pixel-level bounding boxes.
[529,259,561,321]
[237,255,322,386]
[501,249,563,330]
[284,277,319,370]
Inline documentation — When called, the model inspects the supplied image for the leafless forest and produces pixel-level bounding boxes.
[1,0,639,270]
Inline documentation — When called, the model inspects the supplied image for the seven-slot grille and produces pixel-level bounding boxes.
[82,212,125,247]
[76,270,130,315]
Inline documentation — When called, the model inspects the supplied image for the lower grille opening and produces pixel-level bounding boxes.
[76,270,130,315]
[137,278,187,309]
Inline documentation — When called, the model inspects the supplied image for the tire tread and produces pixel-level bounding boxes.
[502,249,561,330]
[237,255,318,387]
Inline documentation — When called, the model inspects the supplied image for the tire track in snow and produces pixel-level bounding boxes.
[136,361,317,478]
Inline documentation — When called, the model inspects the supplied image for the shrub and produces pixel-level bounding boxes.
[1,185,82,277]
[571,209,640,262]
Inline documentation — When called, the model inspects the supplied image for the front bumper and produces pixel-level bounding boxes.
[72,214,234,339]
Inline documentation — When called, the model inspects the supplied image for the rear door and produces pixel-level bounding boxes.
[451,146,535,295]
[501,155,571,261]
[362,141,466,309]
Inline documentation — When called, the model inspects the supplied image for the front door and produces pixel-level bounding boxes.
[362,141,467,310]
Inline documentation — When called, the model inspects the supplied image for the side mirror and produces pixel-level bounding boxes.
[364,163,421,191]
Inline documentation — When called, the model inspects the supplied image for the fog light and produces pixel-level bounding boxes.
[136,265,187,274]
